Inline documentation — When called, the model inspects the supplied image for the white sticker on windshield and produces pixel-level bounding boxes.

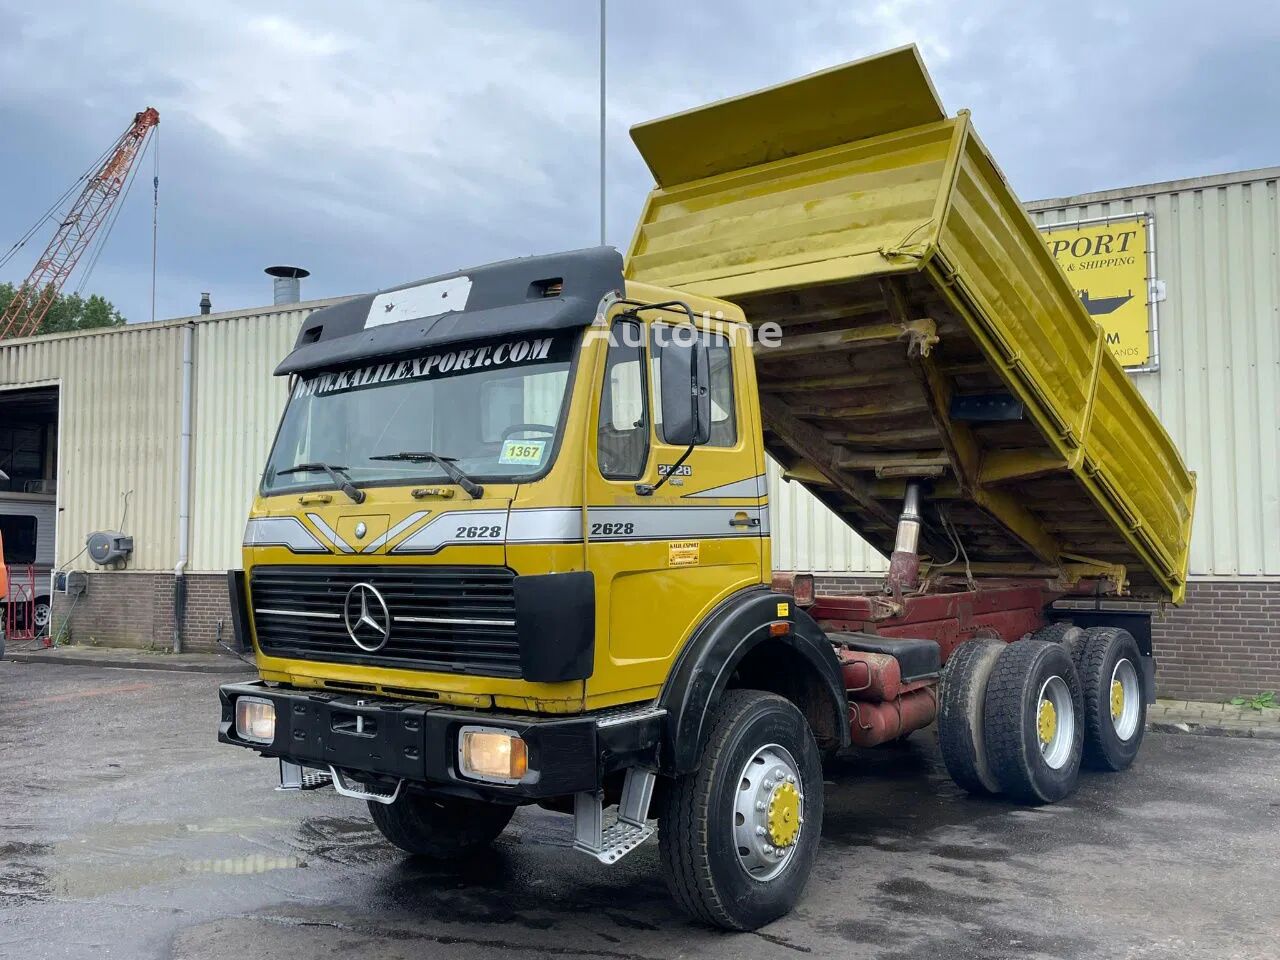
[499,439,547,465]
[366,275,473,329]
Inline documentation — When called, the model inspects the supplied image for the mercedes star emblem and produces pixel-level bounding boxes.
[343,582,391,652]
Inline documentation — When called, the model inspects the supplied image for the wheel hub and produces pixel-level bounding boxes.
[1036,674,1075,769]
[1037,698,1058,745]
[766,781,801,848]
[1110,658,1141,741]
[732,744,803,881]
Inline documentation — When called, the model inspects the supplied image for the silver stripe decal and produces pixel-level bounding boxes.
[397,615,516,627]
[307,513,355,554]
[506,508,581,543]
[242,517,327,554]
[362,510,431,554]
[255,608,341,620]
[680,474,768,499]
[391,509,509,554]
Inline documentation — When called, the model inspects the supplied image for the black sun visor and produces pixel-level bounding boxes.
[275,246,623,377]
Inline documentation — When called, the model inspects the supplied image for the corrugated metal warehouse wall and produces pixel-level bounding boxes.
[769,166,1280,583]
[0,301,337,574]
[1029,169,1280,579]
[0,323,184,571]
[189,306,313,570]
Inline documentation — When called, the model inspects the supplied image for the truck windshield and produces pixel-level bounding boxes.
[262,330,578,494]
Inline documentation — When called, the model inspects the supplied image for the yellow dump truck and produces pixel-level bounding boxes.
[219,47,1194,929]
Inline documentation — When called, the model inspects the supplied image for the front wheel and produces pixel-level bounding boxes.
[368,790,514,859]
[658,690,823,931]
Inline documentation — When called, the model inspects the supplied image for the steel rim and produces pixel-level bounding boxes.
[1036,674,1075,770]
[732,743,803,882]
[33,602,51,629]
[1110,658,1141,741]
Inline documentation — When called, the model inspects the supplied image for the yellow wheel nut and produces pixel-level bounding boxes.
[1110,680,1125,720]
[766,782,802,849]
[1037,698,1057,745]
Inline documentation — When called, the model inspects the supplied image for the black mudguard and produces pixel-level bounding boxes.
[657,586,850,774]
[1049,607,1157,702]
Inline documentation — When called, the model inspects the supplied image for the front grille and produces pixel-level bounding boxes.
[250,565,521,678]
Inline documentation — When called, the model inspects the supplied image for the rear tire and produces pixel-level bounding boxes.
[658,690,823,931]
[983,640,1083,804]
[938,638,1004,795]
[1077,627,1146,771]
[1029,621,1085,662]
[368,791,514,859]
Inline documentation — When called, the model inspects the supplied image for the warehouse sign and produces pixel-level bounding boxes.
[1039,214,1156,370]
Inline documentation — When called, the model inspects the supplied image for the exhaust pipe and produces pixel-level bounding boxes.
[885,481,923,595]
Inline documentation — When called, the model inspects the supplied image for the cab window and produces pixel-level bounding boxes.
[650,326,737,447]
[597,320,649,479]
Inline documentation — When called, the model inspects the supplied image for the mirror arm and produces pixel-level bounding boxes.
[635,441,695,497]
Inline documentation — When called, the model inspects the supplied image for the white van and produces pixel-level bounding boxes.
[0,493,56,635]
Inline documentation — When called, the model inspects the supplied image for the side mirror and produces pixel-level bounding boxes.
[660,336,711,447]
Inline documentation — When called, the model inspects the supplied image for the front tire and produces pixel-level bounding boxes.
[983,640,1084,804]
[659,690,823,931]
[368,790,514,859]
[1077,627,1146,771]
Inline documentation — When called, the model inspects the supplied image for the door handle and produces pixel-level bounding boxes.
[729,515,761,528]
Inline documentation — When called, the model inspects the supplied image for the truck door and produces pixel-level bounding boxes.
[585,314,765,704]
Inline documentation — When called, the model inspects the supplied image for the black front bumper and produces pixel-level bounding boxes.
[218,681,661,802]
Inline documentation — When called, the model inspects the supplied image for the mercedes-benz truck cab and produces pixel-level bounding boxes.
[219,249,828,928]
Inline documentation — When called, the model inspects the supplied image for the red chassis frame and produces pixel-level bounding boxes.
[774,572,1068,664]
[772,573,1084,748]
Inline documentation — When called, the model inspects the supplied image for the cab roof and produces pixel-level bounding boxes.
[276,247,625,376]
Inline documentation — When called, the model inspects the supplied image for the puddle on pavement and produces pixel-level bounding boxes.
[185,854,303,875]
[11,815,307,901]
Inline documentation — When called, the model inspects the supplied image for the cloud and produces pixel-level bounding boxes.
[0,0,1275,322]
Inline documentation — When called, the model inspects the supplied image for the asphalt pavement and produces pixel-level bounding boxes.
[2,658,1277,960]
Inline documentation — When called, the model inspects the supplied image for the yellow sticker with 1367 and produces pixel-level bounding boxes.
[499,439,547,465]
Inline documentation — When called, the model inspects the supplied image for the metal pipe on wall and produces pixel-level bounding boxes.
[173,321,195,653]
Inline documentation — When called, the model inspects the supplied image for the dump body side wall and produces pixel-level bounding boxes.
[935,125,1195,599]
[625,60,1195,603]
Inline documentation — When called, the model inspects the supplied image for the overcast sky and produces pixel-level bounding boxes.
[0,0,1276,323]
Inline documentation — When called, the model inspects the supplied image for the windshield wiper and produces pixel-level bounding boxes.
[369,451,484,499]
[276,461,366,504]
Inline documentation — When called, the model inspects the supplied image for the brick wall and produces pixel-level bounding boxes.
[1119,581,1280,701]
[49,571,233,653]
[798,574,1280,701]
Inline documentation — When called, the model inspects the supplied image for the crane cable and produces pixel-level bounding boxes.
[150,125,159,324]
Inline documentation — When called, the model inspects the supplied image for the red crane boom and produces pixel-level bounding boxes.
[0,107,160,341]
